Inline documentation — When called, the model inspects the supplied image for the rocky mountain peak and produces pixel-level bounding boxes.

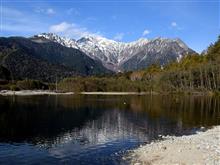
[34,33,79,49]
[35,33,195,72]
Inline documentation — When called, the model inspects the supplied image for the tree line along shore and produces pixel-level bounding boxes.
[0,36,220,94]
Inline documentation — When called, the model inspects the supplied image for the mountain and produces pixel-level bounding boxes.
[0,37,111,82]
[36,33,195,71]
[0,34,195,82]
[120,38,195,71]
[35,33,79,49]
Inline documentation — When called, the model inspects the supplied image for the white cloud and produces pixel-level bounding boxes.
[170,21,183,30]
[35,7,55,15]
[2,7,47,33]
[49,22,101,39]
[50,22,72,33]
[171,22,177,27]
[46,8,55,15]
[113,33,124,41]
[66,8,80,15]
[142,29,150,36]
[2,7,101,39]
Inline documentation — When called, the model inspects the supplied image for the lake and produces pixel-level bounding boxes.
[0,94,219,164]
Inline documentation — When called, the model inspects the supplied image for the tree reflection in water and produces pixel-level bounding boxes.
[0,95,219,164]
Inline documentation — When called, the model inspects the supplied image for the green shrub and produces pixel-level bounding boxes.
[16,79,49,90]
[10,84,20,91]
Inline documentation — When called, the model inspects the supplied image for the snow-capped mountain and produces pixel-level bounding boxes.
[34,33,79,49]
[33,33,195,71]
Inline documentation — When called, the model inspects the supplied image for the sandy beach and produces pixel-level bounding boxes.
[126,126,220,165]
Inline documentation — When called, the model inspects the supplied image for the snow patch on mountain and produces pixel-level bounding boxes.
[36,33,79,49]
[34,33,195,71]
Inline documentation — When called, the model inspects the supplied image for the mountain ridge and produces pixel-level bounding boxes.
[0,36,112,82]
[34,33,195,71]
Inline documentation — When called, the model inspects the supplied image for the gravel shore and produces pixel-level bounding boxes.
[126,126,220,165]
[0,90,149,96]
[0,90,74,96]
[80,92,149,95]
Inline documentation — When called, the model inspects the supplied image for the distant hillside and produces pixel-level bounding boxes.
[0,37,111,82]
[0,66,11,81]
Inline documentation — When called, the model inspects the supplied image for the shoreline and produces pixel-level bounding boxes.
[0,90,74,96]
[126,126,220,164]
[80,92,150,95]
[0,90,156,96]
[0,90,216,96]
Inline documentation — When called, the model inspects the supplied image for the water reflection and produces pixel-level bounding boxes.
[0,95,219,164]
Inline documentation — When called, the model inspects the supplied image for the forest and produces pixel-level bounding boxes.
[57,36,220,93]
[1,36,220,94]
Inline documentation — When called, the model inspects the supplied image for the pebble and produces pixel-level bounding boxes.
[162,146,167,150]
[134,163,141,165]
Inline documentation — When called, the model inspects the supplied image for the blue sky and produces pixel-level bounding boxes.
[0,0,219,52]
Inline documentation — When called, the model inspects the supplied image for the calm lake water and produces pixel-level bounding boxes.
[0,94,219,164]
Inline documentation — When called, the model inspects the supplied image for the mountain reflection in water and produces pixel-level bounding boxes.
[0,95,219,164]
